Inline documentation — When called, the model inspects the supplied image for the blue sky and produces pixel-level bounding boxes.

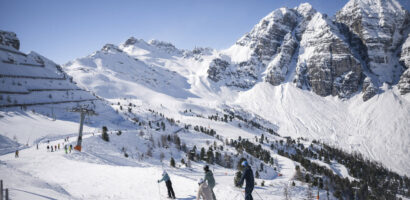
[1,0,409,64]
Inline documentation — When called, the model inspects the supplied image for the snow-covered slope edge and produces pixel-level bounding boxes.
[0,30,132,149]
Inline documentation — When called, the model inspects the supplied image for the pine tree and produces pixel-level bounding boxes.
[200,147,206,160]
[234,171,243,187]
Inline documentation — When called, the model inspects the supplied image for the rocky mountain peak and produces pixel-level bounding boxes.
[124,37,137,46]
[295,2,316,18]
[0,30,20,50]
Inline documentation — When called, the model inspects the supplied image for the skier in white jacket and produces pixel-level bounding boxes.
[197,178,214,200]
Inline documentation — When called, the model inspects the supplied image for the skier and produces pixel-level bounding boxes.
[47,145,50,152]
[51,146,54,152]
[196,178,214,200]
[64,145,68,154]
[37,143,39,150]
[58,143,60,150]
[69,144,72,153]
[203,165,216,200]
[237,161,254,200]
[15,150,19,158]
[54,145,57,151]
[157,170,176,199]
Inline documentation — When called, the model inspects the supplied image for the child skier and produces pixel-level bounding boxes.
[158,170,176,199]
[196,178,214,200]
[203,165,216,199]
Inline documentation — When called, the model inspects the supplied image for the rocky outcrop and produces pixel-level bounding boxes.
[148,39,183,55]
[335,0,410,84]
[265,33,298,86]
[398,34,410,94]
[207,58,230,82]
[0,30,20,50]
[398,69,410,94]
[207,58,258,88]
[101,44,123,53]
[362,77,378,101]
[294,13,362,98]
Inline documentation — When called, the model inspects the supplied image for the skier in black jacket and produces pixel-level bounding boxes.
[238,161,254,200]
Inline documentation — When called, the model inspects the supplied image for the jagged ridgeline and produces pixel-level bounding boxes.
[209,0,410,101]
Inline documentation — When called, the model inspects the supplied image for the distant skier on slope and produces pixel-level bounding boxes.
[237,161,254,200]
[64,145,68,154]
[15,150,19,158]
[47,145,50,152]
[203,165,216,200]
[158,170,176,199]
[196,178,214,200]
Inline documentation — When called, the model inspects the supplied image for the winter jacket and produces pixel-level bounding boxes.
[158,173,170,183]
[238,166,254,192]
[196,182,214,200]
[204,171,215,189]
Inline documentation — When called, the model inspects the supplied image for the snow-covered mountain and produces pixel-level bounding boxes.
[1,0,410,199]
[210,0,410,100]
[63,0,410,176]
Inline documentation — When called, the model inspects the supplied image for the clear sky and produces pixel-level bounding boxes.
[1,0,409,65]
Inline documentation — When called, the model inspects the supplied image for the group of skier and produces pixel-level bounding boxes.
[157,161,254,200]
[47,143,73,154]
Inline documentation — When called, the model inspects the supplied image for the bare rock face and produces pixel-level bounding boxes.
[294,13,362,98]
[265,33,298,86]
[207,58,230,82]
[400,34,410,68]
[0,30,20,50]
[237,7,299,62]
[335,0,410,84]
[398,69,410,94]
[362,77,378,101]
[399,34,410,94]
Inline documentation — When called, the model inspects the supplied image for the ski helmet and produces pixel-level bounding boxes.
[241,160,248,167]
[203,165,209,171]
